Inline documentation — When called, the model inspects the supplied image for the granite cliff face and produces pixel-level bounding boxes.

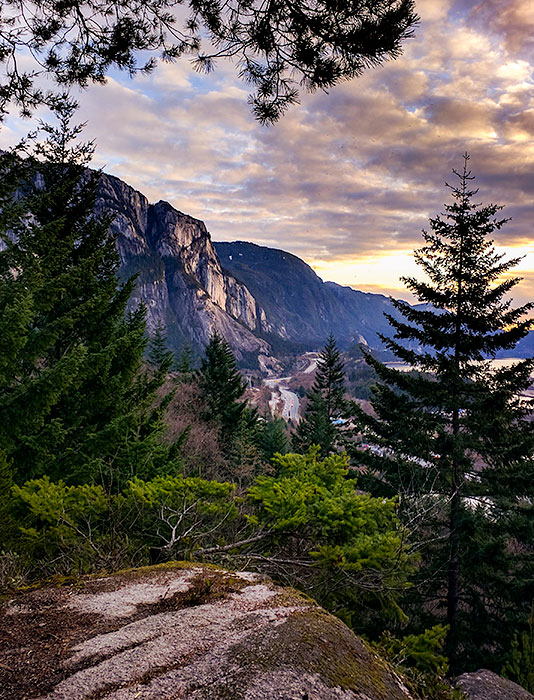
[95,175,408,362]
[96,174,269,358]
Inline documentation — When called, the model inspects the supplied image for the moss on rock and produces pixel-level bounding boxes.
[1,563,414,700]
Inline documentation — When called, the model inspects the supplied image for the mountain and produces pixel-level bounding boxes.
[214,241,404,349]
[96,174,271,360]
[96,176,407,362]
[93,175,534,364]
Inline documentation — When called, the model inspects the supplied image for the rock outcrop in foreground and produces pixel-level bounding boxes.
[455,670,534,700]
[1,563,414,700]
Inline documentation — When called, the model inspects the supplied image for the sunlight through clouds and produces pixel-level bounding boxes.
[3,0,531,301]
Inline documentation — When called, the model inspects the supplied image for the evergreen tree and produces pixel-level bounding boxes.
[355,155,534,672]
[258,414,289,462]
[0,0,417,124]
[0,448,16,548]
[314,334,348,420]
[175,345,194,381]
[294,335,347,455]
[293,391,336,457]
[226,413,264,490]
[198,331,250,452]
[0,146,89,471]
[148,322,174,375]
[0,97,179,486]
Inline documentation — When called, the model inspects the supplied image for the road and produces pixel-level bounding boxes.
[264,378,300,422]
[279,387,300,422]
[303,357,317,374]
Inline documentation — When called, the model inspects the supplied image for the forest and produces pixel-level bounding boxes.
[0,0,533,697]
[1,102,533,699]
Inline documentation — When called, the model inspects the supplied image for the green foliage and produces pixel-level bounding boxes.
[175,345,194,378]
[258,415,289,461]
[502,608,534,692]
[346,360,378,400]
[7,447,413,631]
[374,626,464,700]
[198,332,250,452]
[248,447,413,624]
[354,155,534,672]
[10,473,238,575]
[313,335,348,420]
[0,448,16,548]
[12,477,114,573]
[377,625,449,676]
[148,322,174,375]
[123,475,238,558]
[293,391,336,457]
[251,449,402,563]
[225,412,265,490]
[0,97,179,487]
[294,335,348,456]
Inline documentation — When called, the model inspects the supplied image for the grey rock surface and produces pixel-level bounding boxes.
[2,563,415,700]
[456,669,534,700]
[97,174,269,358]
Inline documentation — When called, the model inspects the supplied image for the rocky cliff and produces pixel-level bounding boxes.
[215,240,405,350]
[95,176,408,362]
[2,563,416,700]
[95,177,534,363]
[96,174,270,359]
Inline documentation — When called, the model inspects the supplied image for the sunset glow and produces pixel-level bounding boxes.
[2,0,532,302]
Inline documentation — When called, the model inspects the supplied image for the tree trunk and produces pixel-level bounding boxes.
[446,442,461,673]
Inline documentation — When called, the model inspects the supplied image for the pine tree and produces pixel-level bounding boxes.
[314,334,348,420]
[198,332,250,452]
[355,155,534,672]
[175,345,194,381]
[294,335,347,455]
[226,413,264,490]
[0,96,179,486]
[0,0,417,124]
[293,391,336,457]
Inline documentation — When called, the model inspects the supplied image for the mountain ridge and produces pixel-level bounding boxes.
[93,171,534,363]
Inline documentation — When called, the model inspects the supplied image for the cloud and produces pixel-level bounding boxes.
[467,0,534,58]
[2,0,532,303]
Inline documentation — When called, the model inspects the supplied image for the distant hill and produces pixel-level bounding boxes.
[216,241,534,360]
[214,241,405,351]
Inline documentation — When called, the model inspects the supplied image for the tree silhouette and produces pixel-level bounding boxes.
[356,155,534,672]
[0,0,417,122]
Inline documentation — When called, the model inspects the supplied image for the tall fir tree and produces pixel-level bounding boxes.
[0,96,180,486]
[294,334,347,455]
[175,345,194,379]
[355,155,534,673]
[258,414,289,462]
[314,334,348,419]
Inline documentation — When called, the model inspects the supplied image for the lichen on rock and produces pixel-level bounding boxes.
[1,563,416,700]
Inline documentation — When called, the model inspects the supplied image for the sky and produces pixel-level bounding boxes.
[2,0,533,304]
